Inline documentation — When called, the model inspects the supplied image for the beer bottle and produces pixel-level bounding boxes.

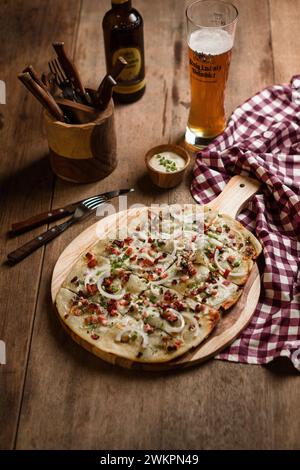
[102,0,146,104]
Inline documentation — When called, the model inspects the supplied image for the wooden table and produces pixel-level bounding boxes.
[1,0,299,450]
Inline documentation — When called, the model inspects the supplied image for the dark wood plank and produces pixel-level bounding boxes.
[14,0,300,450]
[0,0,81,450]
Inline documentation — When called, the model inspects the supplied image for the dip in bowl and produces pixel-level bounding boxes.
[145,144,190,188]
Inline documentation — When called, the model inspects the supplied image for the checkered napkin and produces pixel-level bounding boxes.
[191,75,300,370]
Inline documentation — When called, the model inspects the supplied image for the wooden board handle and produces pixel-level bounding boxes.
[207,175,260,217]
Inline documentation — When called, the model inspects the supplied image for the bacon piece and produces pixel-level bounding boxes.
[142,258,154,267]
[86,283,98,295]
[97,314,107,326]
[70,306,83,316]
[161,310,178,322]
[187,261,197,276]
[144,323,154,334]
[85,315,98,325]
[223,268,231,278]
[87,303,101,314]
[91,334,100,340]
[107,299,118,316]
[173,300,184,312]
[85,252,97,268]
[167,339,182,352]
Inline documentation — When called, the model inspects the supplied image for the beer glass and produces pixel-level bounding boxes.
[185,0,238,148]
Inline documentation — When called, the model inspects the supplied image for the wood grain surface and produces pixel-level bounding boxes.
[1,0,300,451]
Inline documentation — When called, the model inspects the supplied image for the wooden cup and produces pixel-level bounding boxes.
[145,144,190,189]
[44,99,117,184]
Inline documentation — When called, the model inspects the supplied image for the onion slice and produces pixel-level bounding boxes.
[84,265,109,287]
[182,312,199,339]
[213,248,226,275]
[227,270,248,278]
[115,328,149,348]
[163,310,185,334]
[97,272,125,300]
[150,283,161,296]
[214,249,248,278]
[229,227,245,248]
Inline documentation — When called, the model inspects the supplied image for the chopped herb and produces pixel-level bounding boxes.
[131,331,138,341]
[232,260,241,268]
[111,259,123,270]
[156,155,178,172]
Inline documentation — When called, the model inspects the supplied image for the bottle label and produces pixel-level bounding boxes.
[112,47,145,94]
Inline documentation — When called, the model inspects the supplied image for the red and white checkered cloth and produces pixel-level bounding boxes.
[191,75,300,370]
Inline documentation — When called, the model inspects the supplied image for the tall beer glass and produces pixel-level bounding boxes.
[185,0,238,148]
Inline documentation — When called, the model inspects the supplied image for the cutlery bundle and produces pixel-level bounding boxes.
[8,189,134,264]
[18,42,127,124]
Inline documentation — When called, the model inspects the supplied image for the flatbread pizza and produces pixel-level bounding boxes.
[55,206,261,364]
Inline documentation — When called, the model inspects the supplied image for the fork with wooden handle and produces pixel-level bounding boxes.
[52,41,91,105]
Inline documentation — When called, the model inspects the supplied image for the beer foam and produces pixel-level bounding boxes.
[189,29,233,55]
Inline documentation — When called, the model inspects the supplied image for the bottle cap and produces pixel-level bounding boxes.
[112,0,128,4]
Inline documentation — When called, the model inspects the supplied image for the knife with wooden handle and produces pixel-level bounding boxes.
[10,206,76,235]
[96,75,117,111]
[10,188,134,236]
[109,56,128,80]
[54,98,98,124]
[23,65,50,94]
[7,220,74,264]
[95,57,127,110]
[18,72,68,122]
[52,41,91,104]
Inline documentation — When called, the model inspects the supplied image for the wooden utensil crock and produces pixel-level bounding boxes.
[44,98,117,184]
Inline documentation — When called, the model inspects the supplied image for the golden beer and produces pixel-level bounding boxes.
[188,30,232,139]
[185,1,238,148]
